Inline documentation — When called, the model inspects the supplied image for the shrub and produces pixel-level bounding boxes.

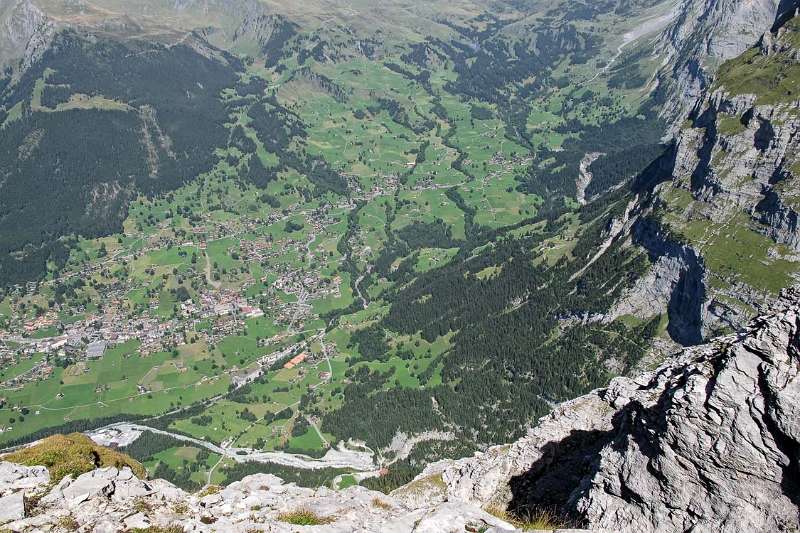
[196,485,221,497]
[56,515,80,530]
[371,497,393,511]
[276,508,334,526]
[129,526,184,533]
[483,504,571,531]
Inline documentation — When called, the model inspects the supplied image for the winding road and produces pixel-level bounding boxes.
[585,6,679,85]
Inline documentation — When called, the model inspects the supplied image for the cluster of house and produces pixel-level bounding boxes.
[22,312,59,334]
[0,193,364,394]
[0,359,54,389]
[273,270,342,304]
[195,289,265,320]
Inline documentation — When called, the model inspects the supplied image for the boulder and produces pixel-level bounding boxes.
[0,492,26,524]
[0,462,49,496]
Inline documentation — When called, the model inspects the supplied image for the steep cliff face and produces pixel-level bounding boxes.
[654,0,798,126]
[600,12,800,347]
[0,0,53,72]
[411,287,800,532]
[660,13,800,328]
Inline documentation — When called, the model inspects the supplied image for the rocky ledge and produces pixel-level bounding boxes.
[412,287,800,532]
[0,462,525,532]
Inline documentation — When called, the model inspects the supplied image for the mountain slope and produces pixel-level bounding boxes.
[570,9,800,355]
[0,0,53,73]
[653,0,798,126]
[650,12,800,336]
[0,31,242,285]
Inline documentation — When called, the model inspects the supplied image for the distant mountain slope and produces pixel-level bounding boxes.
[0,31,242,285]
[0,0,53,72]
[653,0,799,125]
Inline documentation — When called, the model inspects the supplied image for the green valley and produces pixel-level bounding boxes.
[1,0,794,495]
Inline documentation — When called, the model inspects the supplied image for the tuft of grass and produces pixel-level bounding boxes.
[130,526,184,533]
[276,508,335,526]
[4,433,145,483]
[133,497,152,514]
[371,497,393,511]
[56,515,80,530]
[197,485,221,497]
[484,504,571,531]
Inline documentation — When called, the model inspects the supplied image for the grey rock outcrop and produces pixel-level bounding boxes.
[0,462,48,496]
[670,91,800,226]
[0,0,54,72]
[0,464,516,532]
[418,287,800,532]
[654,0,797,127]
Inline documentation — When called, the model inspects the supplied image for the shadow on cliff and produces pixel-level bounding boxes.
[630,217,706,346]
[506,395,671,523]
[506,426,616,522]
[629,145,707,347]
[774,0,800,31]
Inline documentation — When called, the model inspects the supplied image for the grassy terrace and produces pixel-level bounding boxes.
[714,17,800,105]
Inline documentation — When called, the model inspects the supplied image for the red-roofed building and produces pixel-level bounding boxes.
[283,352,308,369]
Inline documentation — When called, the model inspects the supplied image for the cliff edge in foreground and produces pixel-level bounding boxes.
[410,287,800,532]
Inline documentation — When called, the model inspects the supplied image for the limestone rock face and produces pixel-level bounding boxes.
[0,462,48,496]
[426,288,800,532]
[0,0,53,71]
[654,0,795,126]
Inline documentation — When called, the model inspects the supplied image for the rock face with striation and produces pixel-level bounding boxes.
[654,0,798,127]
[414,287,800,532]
